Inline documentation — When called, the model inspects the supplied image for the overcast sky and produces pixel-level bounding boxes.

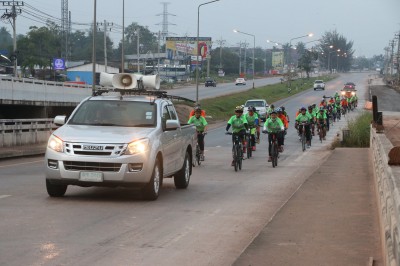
[3,0,399,57]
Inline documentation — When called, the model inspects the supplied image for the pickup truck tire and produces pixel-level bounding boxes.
[174,151,191,189]
[142,159,161,200]
[46,179,67,197]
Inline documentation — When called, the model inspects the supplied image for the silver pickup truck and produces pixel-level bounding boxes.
[45,93,196,200]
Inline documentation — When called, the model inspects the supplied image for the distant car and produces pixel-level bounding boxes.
[341,82,357,97]
[205,78,217,87]
[243,99,269,122]
[235,78,246,85]
[343,82,356,90]
[313,80,325,90]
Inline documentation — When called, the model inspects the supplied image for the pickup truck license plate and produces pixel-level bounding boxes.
[79,172,103,182]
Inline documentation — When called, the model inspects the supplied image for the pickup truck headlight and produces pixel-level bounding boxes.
[124,138,149,155]
[48,135,64,153]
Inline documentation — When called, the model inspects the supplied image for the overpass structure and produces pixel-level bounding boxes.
[0,76,92,118]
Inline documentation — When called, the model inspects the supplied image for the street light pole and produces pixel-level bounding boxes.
[234,29,255,89]
[92,0,97,95]
[196,0,220,103]
[288,33,313,67]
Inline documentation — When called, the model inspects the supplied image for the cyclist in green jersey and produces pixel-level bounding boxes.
[307,105,316,136]
[188,108,208,161]
[295,107,313,148]
[316,107,327,140]
[226,106,249,166]
[245,106,259,151]
[266,104,275,119]
[263,110,284,162]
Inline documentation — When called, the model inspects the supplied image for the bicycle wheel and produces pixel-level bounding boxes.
[238,145,243,170]
[301,131,306,151]
[233,144,238,172]
[196,146,201,166]
[246,135,252,159]
[319,127,323,142]
[271,142,278,168]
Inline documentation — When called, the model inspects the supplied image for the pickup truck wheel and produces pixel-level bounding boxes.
[174,151,191,189]
[46,179,67,197]
[142,159,161,200]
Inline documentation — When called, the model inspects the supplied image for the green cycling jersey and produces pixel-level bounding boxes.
[188,116,208,132]
[263,117,284,133]
[227,115,248,133]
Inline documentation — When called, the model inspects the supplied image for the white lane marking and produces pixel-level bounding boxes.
[0,195,11,199]
[0,159,44,169]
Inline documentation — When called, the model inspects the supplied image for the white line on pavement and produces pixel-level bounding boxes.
[0,195,11,199]
[0,159,43,169]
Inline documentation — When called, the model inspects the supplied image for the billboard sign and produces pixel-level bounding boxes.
[272,51,284,68]
[166,37,212,60]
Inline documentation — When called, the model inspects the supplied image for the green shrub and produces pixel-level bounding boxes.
[342,111,372,147]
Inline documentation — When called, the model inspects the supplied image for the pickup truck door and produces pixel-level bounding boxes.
[160,105,181,175]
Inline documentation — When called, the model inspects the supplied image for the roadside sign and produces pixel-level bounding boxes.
[53,58,65,70]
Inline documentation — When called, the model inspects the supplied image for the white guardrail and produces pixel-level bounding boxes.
[0,76,92,103]
[0,119,56,147]
[371,127,400,266]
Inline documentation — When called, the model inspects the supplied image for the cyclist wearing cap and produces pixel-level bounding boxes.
[189,103,206,118]
[263,109,284,162]
[295,107,313,148]
[188,108,208,161]
[226,106,249,166]
[276,108,289,147]
[307,105,316,136]
[316,107,327,140]
[280,106,290,123]
[266,104,275,119]
[245,106,259,151]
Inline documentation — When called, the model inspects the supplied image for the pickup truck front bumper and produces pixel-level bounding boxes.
[45,148,155,187]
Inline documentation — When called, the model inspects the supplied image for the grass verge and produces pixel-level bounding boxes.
[340,111,372,147]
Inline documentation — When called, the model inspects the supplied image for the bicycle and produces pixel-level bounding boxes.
[193,132,206,167]
[226,132,243,172]
[263,131,279,168]
[298,122,309,151]
[316,121,326,143]
[245,131,252,159]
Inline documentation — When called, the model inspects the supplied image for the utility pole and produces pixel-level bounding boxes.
[215,37,226,69]
[396,32,400,83]
[243,41,249,76]
[237,42,242,75]
[97,20,113,72]
[390,40,395,76]
[135,28,140,73]
[1,1,24,77]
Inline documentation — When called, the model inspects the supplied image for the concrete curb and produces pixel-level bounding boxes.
[0,144,46,159]
[371,127,400,266]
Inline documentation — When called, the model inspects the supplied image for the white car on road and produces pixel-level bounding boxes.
[244,99,269,121]
[313,80,325,90]
[235,78,246,85]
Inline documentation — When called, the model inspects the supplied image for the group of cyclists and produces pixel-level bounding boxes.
[187,90,358,167]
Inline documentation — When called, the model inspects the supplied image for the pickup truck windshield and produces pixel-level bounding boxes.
[245,101,265,107]
[68,100,157,127]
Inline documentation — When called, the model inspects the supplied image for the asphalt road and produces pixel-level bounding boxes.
[0,72,371,266]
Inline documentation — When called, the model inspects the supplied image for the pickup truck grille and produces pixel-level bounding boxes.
[64,161,122,172]
[64,142,126,157]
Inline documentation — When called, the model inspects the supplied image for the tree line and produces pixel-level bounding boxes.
[0,23,382,78]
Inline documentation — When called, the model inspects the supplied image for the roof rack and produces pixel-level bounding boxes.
[93,88,195,103]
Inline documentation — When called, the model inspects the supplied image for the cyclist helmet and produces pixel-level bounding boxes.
[194,106,201,111]
[194,108,202,113]
[275,107,282,112]
[270,109,277,114]
[312,103,316,107]
[235,106,244,113]
[308,105,313,110]
[252,106,257,112]
[319,107,325,111]
[248,106,254,112]
[280,106,285,111]
[300,107,306,111]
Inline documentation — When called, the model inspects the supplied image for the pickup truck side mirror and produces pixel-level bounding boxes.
[165,120,180,131]
[54,115,67,126]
